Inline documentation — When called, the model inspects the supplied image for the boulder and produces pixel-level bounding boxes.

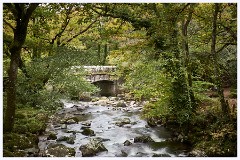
[116,102,127,108]
[47,132,57,140]
[123,140,132,146]
[56,136,69,142]
[46,144,75,157]
[147,118,157,127]
[66,119,77,124]
[81,128,95,136]
[79,139,108,157]
[61,114,79,124]
[66,137,75,144]
[57,134,75,144]
[72,105,85,112]
[134,135,155,143]
[115,118,131,127]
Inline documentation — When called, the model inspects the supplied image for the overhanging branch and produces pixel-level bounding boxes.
[60,19,98,46]
[50,7,72,45]
[217,42,236,53]
[3,19,15,31]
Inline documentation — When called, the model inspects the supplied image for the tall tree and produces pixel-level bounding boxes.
[181,4,197,111]
[211,3,229,117]
[3,3,38,133]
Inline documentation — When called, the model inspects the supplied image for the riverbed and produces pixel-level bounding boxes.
[38,97,191,157]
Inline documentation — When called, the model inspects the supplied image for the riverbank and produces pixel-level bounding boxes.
[156,88,237,157]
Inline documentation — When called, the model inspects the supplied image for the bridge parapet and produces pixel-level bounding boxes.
[83,66,116,74]
[83,66,117,83]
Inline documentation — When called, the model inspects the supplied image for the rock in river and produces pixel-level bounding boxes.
[79,139,108,157]
[81,128,95,136]
[115,118,131,127]
[47,144,75,157]
[134,135,155,143]
[56,135,75,144]
[116,102,127,108]
[123,140,132,146]
[47,132,57,140]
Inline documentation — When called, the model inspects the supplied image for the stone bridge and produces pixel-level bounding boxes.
[83,66,117,83]
[83,66,118,96]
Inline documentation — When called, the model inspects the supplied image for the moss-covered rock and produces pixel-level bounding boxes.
[47,132,57,140]
[79,139,107,157]
[134,135,155,143]
[81,128,95,136]
[116,102,127,107]
[115,118,131,127]
[67,137,75,144]
[3,133,38,157]
[56,136,69,141]
[47,144,75,157]
[62,116,79,124]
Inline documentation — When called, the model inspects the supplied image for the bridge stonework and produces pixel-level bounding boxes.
[83,66,118,96]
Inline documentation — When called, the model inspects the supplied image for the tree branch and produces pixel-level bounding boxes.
[4,3,18,19]
[50,6,73,45]
[25,3,39,20]
[3,19,15,31]
[90,5,151,30]
[176,3,191,17]
[217,42,237,54]
[219,22,237,42]
[60,19,98,46]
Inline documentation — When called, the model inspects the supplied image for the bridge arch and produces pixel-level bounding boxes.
[92,80,116,97]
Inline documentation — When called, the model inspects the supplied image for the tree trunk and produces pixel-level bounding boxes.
[211,3,230,117]
[181,5,197,111]
[4,46,21,132]
[3,3,38,133]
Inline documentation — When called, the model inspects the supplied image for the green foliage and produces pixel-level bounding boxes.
[125,61,172,100]
[13,107,49,134]
[15,45,100,111]
[192,114,237,156]
[192,81,215,103]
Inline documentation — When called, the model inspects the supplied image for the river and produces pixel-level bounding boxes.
[38,97,191,157]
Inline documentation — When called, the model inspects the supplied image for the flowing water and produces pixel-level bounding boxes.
[40,98,191,157]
